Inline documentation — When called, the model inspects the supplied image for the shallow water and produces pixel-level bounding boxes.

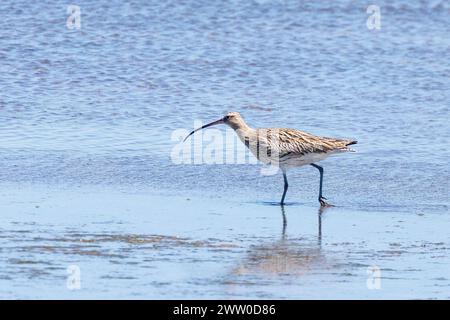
[0,0,449,299]
[1,186,449,299]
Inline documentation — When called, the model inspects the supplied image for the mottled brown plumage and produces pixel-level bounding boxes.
[254,127,355,158]
[184,111,357,206]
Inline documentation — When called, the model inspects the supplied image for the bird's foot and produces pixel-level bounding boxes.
[319,196,333,207]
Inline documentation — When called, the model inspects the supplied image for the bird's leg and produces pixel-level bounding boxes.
[310,163,331,207]
[280,170,288,205]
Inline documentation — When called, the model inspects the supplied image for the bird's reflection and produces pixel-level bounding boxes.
[231,205,330,277]
[280,204,326,244]
[280,205,287,239]
[318,205,324,246]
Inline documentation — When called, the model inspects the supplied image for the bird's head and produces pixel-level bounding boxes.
[222,111,244,130]
[183,111,245,142]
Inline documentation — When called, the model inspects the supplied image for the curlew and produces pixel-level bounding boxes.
[184,112,357,206]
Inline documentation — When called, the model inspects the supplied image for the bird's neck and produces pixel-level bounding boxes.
[232,122,255,143]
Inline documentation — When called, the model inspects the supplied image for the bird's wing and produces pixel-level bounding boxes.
[260,128,355,157]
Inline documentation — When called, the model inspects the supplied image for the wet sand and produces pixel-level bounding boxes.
[1,185,448,299]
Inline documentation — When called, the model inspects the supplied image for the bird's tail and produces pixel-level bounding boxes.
[345,140,358,152]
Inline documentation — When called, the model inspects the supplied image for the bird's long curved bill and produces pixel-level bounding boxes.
[183,118,224,142]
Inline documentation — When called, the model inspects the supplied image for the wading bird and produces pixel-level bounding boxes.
[184,112,357,206]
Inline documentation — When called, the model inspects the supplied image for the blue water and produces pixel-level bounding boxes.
[0,0,449,299]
